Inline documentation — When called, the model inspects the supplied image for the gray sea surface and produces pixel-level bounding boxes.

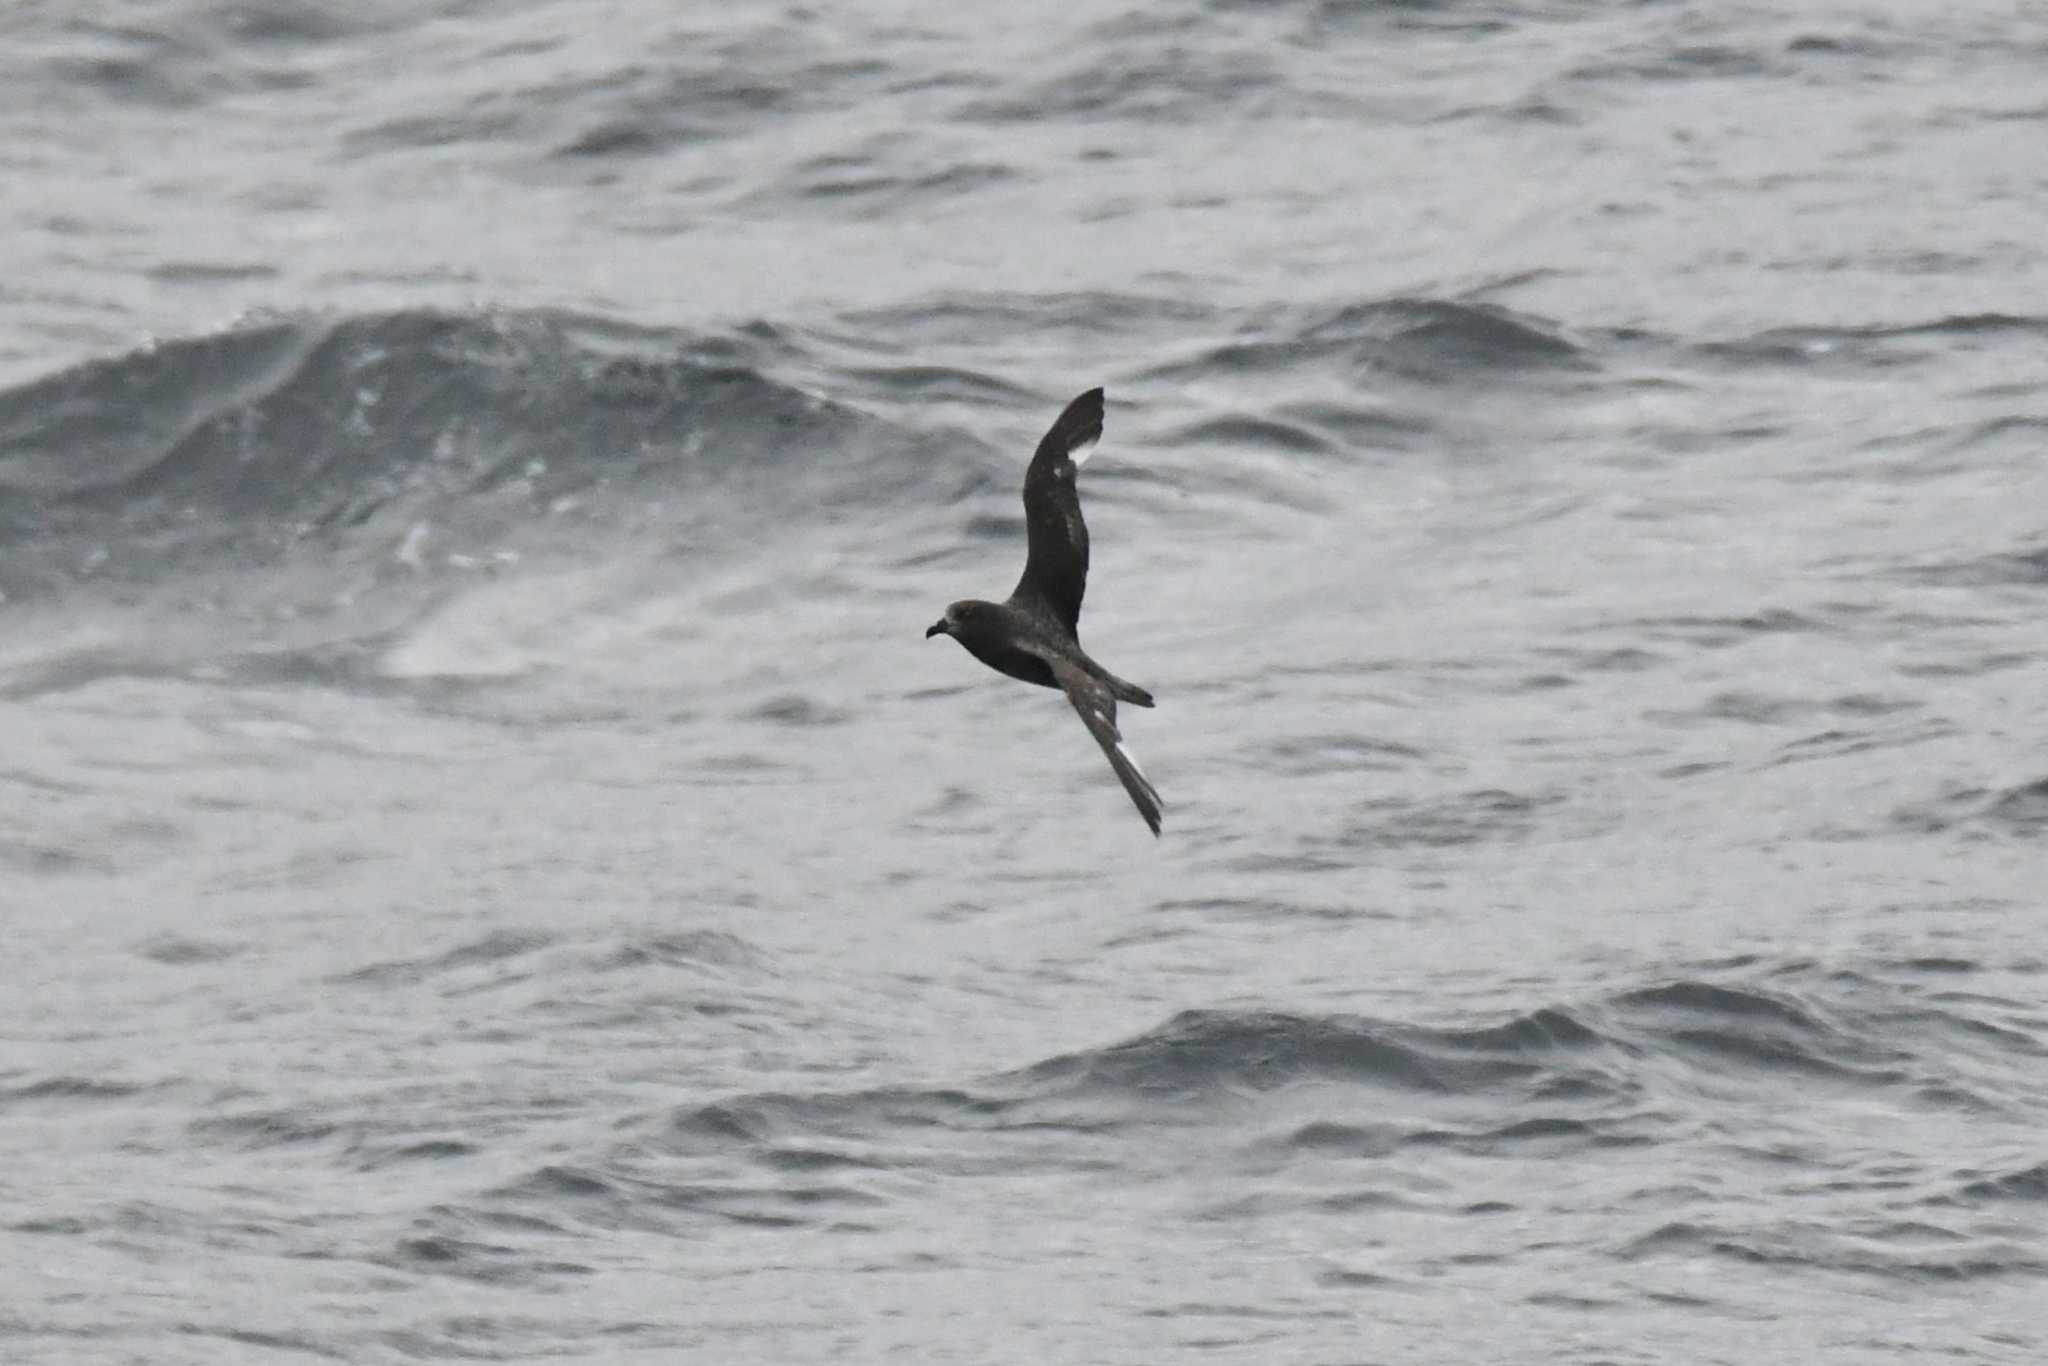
[4,2,2047,1362]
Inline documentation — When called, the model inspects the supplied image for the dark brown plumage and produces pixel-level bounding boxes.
[926,388,1164,836]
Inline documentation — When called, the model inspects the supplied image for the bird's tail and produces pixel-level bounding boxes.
[1106,673,1155,708]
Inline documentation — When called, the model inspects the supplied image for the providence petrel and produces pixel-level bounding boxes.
[926,387,1164,836]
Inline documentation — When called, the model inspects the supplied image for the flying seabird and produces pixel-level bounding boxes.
[926,387,1164,836]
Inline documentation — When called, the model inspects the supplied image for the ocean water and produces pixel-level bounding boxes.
[4,2,2047,1362]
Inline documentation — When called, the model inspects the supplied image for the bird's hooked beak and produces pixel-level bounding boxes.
[925,619,949,639]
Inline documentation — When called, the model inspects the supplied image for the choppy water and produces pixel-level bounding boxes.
[5,3,2047,1362]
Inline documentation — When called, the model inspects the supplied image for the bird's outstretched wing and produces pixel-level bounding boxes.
[1051,656,1163,836]
[1010,387,1103,635]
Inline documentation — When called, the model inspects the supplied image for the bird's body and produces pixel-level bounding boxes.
[940,599,1154,705]
[926,388,1165,836]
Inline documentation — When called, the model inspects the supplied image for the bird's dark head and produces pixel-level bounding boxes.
[926,600,990,641]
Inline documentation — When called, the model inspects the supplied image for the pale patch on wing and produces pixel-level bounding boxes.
[1066,433,1101,467]
[1094,708,1152,782]
[1053,656,1163,835]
